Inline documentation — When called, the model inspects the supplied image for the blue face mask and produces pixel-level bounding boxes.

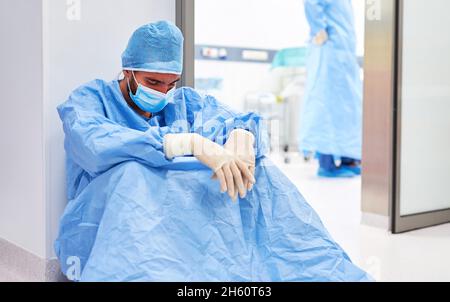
[127,71,175,113]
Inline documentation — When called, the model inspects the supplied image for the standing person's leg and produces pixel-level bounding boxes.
[318,153,336,170]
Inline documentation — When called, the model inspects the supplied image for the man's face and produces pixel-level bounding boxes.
[126,70,181,94]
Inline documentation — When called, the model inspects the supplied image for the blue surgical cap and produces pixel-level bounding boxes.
[122,21,184,75]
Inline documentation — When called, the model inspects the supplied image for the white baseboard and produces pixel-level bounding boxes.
[0,237,67,282]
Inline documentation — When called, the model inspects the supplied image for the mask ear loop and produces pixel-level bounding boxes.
[126,75,133,96]
[126,71,139,96]
[131,70,139,86]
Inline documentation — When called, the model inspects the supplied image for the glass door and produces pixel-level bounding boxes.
[393,0,450,233]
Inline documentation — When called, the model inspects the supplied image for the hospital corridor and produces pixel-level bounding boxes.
[0,0,450,284]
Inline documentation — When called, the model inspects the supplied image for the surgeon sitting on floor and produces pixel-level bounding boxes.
[55,20,372,282]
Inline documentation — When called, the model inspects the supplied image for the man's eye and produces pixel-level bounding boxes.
[147,80,159,85]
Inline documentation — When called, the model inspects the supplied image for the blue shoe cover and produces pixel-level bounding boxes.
[340,165,361,176]
[317,167,355,178]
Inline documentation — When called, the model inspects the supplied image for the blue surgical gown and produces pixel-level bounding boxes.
[300,0,363,160]
[54,79,371,281]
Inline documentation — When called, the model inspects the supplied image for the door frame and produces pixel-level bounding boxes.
[176,0,195,87]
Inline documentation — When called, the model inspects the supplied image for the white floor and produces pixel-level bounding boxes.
[0,266,25,282]
[269,152,450,282]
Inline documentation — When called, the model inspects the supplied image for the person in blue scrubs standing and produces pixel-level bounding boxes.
[300,0,363,178]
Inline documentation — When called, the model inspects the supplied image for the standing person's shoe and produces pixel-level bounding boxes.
[340,165,361,176]
[340,157,362,176]
[317,167,356,178]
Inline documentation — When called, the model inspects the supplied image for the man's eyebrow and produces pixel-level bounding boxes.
[144,77,163,83]
[144,77,180,85]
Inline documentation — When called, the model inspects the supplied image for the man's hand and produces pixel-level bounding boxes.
[313,29,328,46]
[214,129,256,200]
[163,133,255,201]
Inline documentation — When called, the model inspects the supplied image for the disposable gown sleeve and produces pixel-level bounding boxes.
[57,87,171,176]
[304,0,329,36]
[187,92,269,159]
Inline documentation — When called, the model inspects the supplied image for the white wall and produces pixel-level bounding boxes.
[195,0,365,111]
[0,0,46,258]
[196,0,365,53]
[353,0,366,57]
[196,0,309,49]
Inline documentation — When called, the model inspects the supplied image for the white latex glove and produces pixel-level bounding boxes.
[313,29,328,46]
[221,129,256,200]
[163,133,255,201]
